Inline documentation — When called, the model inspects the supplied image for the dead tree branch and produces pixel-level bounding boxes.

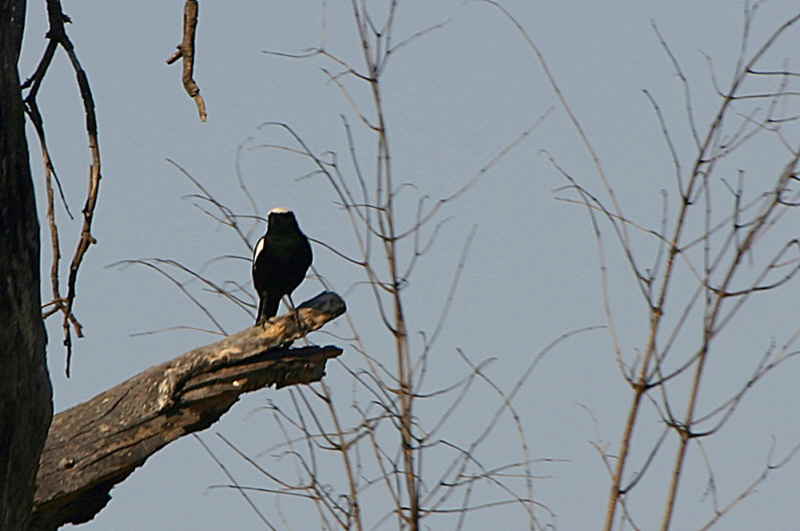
[22,0,104,377]
[30,291,346,530]
[166,0,207,121]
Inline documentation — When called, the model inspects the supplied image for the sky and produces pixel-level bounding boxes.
[19,1,800,530]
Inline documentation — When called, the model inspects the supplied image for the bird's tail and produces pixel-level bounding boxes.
[256,294,281,325]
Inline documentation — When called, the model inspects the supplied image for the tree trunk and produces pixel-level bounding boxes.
[0,0,55,529]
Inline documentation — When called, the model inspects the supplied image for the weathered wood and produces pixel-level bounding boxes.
[30,291,346,530]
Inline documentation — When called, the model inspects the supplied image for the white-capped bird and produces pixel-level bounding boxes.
[252,208,313,325]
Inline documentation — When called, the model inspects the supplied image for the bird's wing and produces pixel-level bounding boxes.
[302,235,313,268]
[252,236,265,271]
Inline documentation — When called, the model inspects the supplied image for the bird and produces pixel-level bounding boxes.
[252,207,313,325]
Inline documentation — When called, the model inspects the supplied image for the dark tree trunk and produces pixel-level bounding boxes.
[0,0,55,529]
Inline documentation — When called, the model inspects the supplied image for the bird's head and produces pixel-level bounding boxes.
[267,207,302,233]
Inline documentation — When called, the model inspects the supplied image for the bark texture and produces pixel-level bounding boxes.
[0,0,55,529]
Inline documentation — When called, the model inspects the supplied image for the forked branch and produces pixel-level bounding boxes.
[22,0,104,376]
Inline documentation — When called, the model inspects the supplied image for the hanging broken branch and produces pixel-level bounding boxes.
[167,0,207,121]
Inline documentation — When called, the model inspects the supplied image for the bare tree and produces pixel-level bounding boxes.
[5,0,800,530]
[149,3,563,531]
[483,2,800,529]
[200,2,800,529]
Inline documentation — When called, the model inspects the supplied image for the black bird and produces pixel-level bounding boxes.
[252,208,313,325]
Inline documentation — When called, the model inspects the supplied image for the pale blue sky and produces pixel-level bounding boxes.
[22,1,800,529]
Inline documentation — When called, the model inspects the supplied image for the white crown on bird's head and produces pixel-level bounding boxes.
[266,207,302,232]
